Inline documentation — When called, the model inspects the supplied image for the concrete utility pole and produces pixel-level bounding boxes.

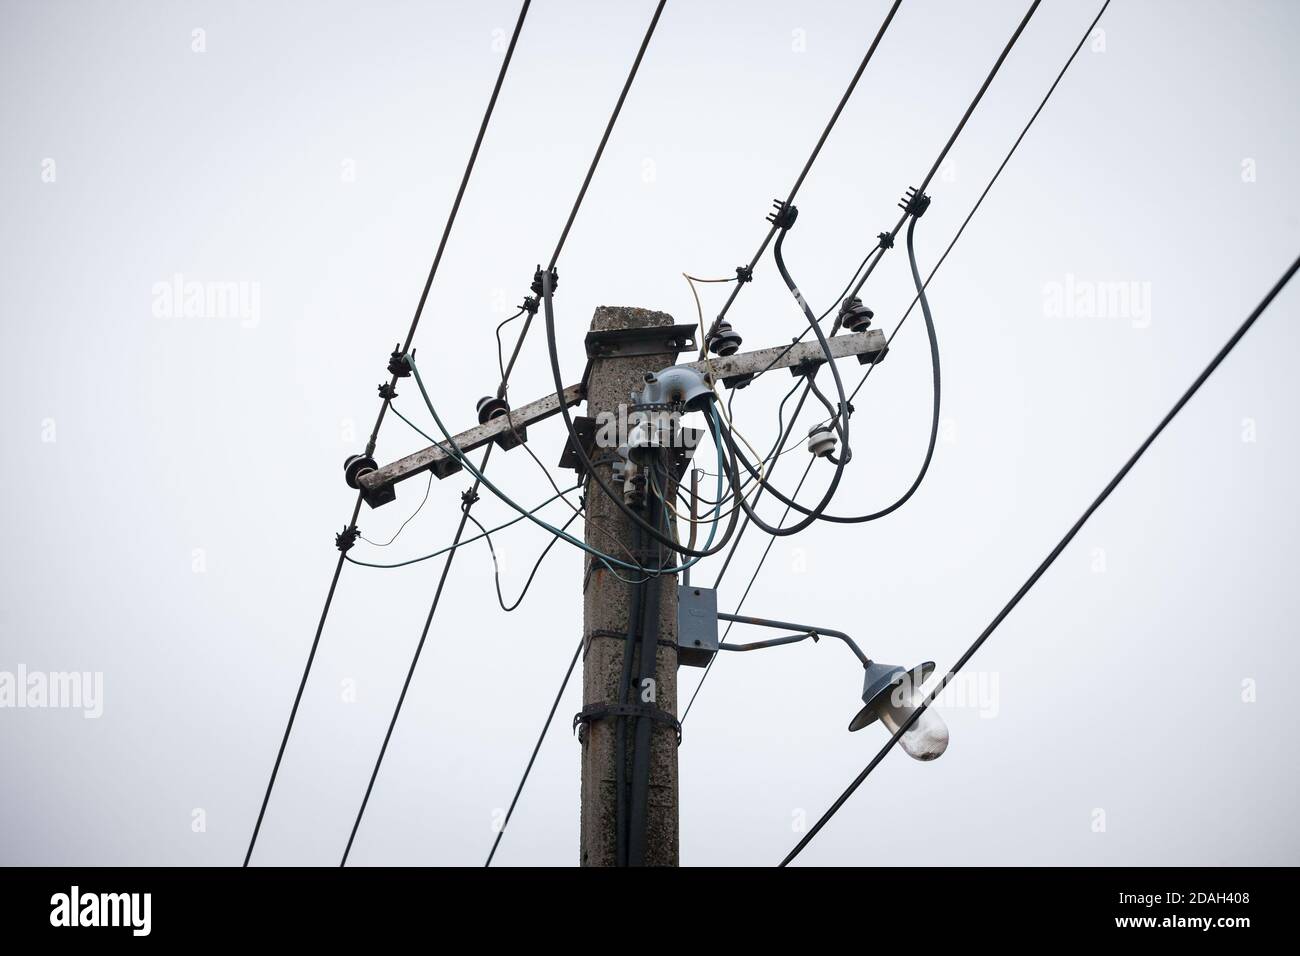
[353,309,888,866]
[578,306,681,867]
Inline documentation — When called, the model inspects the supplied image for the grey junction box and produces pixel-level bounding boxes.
[677,585,719,668]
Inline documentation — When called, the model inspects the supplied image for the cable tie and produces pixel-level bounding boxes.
[766,199,799,230]
[387,344,411,378]
[898,186,931,219]
[531,265,559,297]
[335,525,360,553]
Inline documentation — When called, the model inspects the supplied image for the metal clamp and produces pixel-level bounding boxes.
[573,703,682,746]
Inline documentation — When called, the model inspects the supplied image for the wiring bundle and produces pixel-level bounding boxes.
[243,0,1295,869]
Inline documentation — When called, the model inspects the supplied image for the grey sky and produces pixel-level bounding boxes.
[1,0,1297,866]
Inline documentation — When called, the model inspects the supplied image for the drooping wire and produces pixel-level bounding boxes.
[343,482,580,570]
[780,251,1300,867]
[680,454,817,724]
[465,509,581,613]
[687,0,1111,730]
[720,212,939,526]
[709,0,1043,530]
[242,0,535,868]
[358,472,433,547]
[543,1,904,558]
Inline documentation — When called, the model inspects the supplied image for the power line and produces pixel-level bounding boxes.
[485,638,584,866]
[849,0,1111,406]
[340,447,493,867]
[781,251,1300,867]
[686,0,1086,727]
[241,0,534,867]
[845,0,1041,302]
[681,455,816,723]
[708,0,1041,530]
[738,0,1045,403]
[467,509,582,613]
[339,0,673,864]
[714,0,904,325]
[547,0,667,272]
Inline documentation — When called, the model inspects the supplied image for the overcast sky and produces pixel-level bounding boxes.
[2,0,1298,867]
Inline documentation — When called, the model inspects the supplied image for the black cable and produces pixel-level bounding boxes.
[532,0,747,559]
[681,454,817,724]
[242,495,361,867]
[701,0,1040,536]
[359,472,433,547]
[848,0,1111,407]
[340,2,681,863]
[846,0,1041,303]
[548,0,666,271]
[721,214,939,526]
[627,457,668,865]
[540,0,899,554]
[466,509,582,612]
[781,251,1300,867]
[614,525,645,867]
[484,636,583,867]
[712,225,854,537]
[686,0,1112,733]
[542,269,744,559]
[736,238,887,393]
[679,375,819,724]
[341,446,495,866]
[714,0,903,325]
[495,307,527,390]
[242,0,534,867]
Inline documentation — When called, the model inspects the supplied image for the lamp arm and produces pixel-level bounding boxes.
[715,612,870,668]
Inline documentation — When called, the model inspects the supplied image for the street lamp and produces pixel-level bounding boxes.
[677,593,949,762]
[847,660,948,760]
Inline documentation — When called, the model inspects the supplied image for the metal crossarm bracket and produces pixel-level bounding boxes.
[359,328,884,508]
[358,383,584,506]
[679,327,886,386]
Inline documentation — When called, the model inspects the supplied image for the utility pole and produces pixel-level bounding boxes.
[352,311,887,866]
[577,306,682,867]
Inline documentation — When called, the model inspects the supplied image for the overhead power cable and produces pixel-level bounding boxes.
[713,0,904,326]
[844,0,1041,303]
[848,0,1111,406]
[781,251,1300,867]
[484,638,584,866]
[690,0,1093,728]
[242,0,534,868]
[495,0,669,393]
[703,0,1040,536]
[341,0,673,864]
[340,446,493,867]
[739,0,1043,402]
